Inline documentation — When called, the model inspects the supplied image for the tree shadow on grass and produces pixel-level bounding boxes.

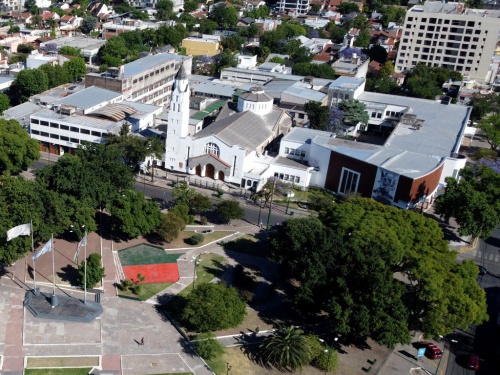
[142,231,166,246]
[242,343,274,371]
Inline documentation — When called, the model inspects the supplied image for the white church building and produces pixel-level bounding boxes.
[163,65,307,190]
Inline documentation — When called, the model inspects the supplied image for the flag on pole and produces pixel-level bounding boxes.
[7,223,31,241]
[32,239,53,260]
[74,233,87,263]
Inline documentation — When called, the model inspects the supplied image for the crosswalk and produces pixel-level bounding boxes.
[475,250,500,263]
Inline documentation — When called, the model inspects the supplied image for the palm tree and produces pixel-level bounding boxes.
[259,326,312,371]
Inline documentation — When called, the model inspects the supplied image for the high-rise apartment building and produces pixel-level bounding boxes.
[277,0,310,15]
[395,2,500,82]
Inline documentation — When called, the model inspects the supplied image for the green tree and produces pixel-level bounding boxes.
[353,29,371,48]
[0,94,9,115]
[270,199,488,346]
[435,166,500,241]
[183,0,198,12]
[108,190,162,239]
[269,56,286,64]
[0,119,40,174]
[406,63,462,100]
[216,200,244,224]
[338,2,360,14]
[78,253,105,288]
[327,23,347,43]
[17,44,34,54]
[313,347,338,372]
[40,64,72,88]
[478,114,500,150]
[209,5,238,29]
[259,326,312,371]
[63,57,87,81]
[379,61,395,77]
[221,34,244,52]
[59,46,83,57]
[338,99,369,125]
[199,18,218,34]
[36,143,135,209]
[469,93,500,121]
[157,211,186,242]
[24,0,36,11]
[367,44,388,64]
[170,203,194,224]
[292,63,336,79]
[304,101,329,130]
[11,69,49,103]
[156,0,174,20]
[182,282,247,332]
[194,332,225,359]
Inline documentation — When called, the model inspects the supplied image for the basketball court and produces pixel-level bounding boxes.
[118,244,183,283]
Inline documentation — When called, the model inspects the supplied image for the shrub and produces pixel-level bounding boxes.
[182,283,247,332]
[186,233,204,245]
[118,278,134,291]
[313,347,338,372]
[306,334,325,360]
[194,332,225,359]
[200,216,208,225]
[129,284,142,295]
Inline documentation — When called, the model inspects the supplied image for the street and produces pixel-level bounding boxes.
[449,225,500,375]
[32,158,294,228]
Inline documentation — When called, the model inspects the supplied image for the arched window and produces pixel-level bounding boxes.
[204,142,220,156]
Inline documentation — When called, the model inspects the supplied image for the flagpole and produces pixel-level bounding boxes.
[84,230,87,304]
[51,233,55,296]
[31,220,36,293]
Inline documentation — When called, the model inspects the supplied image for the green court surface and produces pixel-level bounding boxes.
[118,244,183,266]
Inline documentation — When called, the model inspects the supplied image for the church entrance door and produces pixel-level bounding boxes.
[218,171,225,181]
[195,165,202,176]
[205,164,215,179]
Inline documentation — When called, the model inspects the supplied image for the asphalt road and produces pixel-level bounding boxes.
[32,158,294,227]
[136,181,294,227]
[447,225,500,375]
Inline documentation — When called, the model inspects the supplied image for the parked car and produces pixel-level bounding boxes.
[415,342,443,359]
[466,355,479,370]
[478,266,488,275]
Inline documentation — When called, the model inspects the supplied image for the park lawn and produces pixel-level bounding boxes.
[223,234,269,257]
[25,369,93,375]
[27,357,99,368]
[207,347,326,375]
[178,253,226,298]
[164,231,235,249]
[117,282,173,301]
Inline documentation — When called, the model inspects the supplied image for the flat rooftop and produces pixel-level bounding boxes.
[358,92,470,157]
[46,36,107,52]
[58,86,122,110]
[123,53,183,78]
[32,108,120,131]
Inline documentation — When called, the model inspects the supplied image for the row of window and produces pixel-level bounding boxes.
[284,148,306,157]
[131,63,177,84]
[131,76,174,99]
[31,130,81,144]
[339,168,360,195]
[407,17,476,28]
[31,119,103,137]
[274,172,301,183]
[397,61,477,72]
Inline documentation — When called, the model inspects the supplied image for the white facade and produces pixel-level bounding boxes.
[395,2,500,81]
[277,0,310,15]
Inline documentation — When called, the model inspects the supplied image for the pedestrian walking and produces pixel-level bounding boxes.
[140,337,144,346]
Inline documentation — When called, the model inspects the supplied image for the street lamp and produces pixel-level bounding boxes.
[266,179,277,231]
[257,189,265,227]
[192,253,202,290]
[285,186,292,215]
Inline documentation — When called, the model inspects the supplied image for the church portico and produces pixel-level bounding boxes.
[188,153,231,182]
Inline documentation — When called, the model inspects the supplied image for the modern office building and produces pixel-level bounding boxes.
[85,53,192,107]
[276,0,310,15]
[395,1,500,82]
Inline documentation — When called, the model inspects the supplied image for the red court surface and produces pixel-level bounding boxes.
[122,263,180,283]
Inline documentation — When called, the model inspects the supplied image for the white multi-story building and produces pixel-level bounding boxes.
[395,2,500,82]
[277,0,310,15]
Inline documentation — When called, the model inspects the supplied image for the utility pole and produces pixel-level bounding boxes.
[266,179,276,231]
